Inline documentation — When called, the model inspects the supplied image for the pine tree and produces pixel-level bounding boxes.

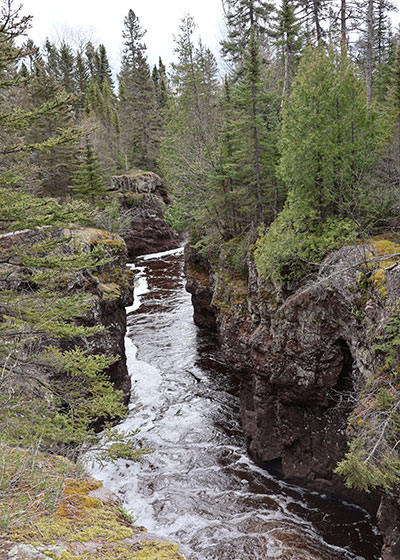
[72,138,108,203]
[23,62,79,196]
[0,1,79,190]
[74,49,89,113]
[58,41,75,93]
[296,0,330,44]
[273,0,302,101]
[43,39,60,80]
[152,59,168,111]
[221,0,280,226]
[157,57,168,109]
[159,16,223,235]
[118,9,160,171]
[97,44,113,88]
[221,0,274,68]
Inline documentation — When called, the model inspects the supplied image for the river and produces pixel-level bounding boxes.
[89,247,382,560]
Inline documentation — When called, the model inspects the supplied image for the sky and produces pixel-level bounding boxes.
[17,0,400,76]
[19,0,226,73]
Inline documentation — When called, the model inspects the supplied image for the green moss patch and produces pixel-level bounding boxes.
[8,458,185,560]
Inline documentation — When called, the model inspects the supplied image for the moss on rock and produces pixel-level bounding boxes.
[6,455,185,560]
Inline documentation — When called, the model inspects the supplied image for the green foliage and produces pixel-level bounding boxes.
[0,191,131,455]
[118,9,161,171]
[0,187,94,231]
[375,314,400,366]
[335,312,400,491]
[72,139,109,203]
[278,47,389,220]
[219,234,251,276]
[335,440,400,492]
[254,197,357,284]
[254,46,390,285]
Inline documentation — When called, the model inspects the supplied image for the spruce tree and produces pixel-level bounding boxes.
[221,0,280,227]
[23,62,79,196]
[118,9,160,171]
[273,0,302,101]
[160,16,223,236]
[58,41,75,93]
[0,1,79,190]
[221,0,274,68]
[72,138,108,204]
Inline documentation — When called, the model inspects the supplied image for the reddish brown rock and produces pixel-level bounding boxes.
[112,172,180,259]
[184,244,385,510]
[378,489,400,560]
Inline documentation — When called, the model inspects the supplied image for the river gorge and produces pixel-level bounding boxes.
[89,247,382,560]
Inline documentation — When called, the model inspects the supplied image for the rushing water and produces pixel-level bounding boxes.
[89,248,382,560]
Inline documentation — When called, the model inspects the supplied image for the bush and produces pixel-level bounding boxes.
[254,197,357,285]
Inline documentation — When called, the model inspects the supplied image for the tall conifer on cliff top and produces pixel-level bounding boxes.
[118,9,160,172]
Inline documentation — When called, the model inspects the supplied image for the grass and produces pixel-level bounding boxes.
[0,440,77,532]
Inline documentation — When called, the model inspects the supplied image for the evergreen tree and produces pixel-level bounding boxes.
[74,49,89,113]
[0,1,79,190]
[82,76,120,177]
[152,58,169,111]
[160,16,223,235]
[97,44,113,88]
[118,9,160,171]
[85,40,99,80]
[221,0,280,226]
[254,46,390,283]
[23,62,79,195]
[43,39,60,80]
[273,0,302,101]
[296,0,330,44]
[157,57,168,109]
[221,0,274,68]
[58,41,75,93]
[72,138,108,203]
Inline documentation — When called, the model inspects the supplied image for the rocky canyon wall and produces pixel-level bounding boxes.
[185,241,400,559]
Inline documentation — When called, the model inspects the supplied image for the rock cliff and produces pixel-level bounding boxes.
[185,240,400,559]
[112,172,180,258]
[0,226,133,414]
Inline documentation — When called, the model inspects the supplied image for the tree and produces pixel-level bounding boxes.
[159,16,223,236]
[118,10,160,171]
[0,0,80,191]
[58,41,75,93]
[152,57,168,110]
[22,62,79,195]
[254,47,390,283]
[72,138,109,204]
[221,0,280,226]
[273,0,303,102]
[296,0,330,44]
[221,0,274,69]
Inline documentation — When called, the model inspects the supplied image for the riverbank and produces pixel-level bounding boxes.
[0,447,185,560]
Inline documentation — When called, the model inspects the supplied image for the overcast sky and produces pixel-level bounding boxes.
[18,0,400,76]
[20,0,225,73]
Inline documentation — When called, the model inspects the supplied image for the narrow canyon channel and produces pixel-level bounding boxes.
[89,247,382,560]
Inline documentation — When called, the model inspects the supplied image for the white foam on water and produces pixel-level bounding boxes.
[140,246,184,261]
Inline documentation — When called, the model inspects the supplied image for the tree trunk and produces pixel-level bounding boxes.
[251,85,264,223]
[341,0,347,54]
[313,0,322,43]
[366,0,374,107]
